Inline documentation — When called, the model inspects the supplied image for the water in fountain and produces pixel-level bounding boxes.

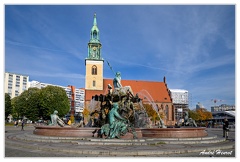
[136,100,150,128]
[88,98,98,112]
[137,89,166,128]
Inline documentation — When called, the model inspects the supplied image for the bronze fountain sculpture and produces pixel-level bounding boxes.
[34,71,207,139]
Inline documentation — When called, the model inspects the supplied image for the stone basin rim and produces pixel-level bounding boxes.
[34,126,206,129]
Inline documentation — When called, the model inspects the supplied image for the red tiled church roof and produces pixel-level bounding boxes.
[85,79,172,103]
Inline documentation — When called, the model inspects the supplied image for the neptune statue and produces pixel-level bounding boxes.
[112,72,134,98]
[90,71,158,138]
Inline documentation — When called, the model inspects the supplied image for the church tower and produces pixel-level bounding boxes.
[85,13,104,90]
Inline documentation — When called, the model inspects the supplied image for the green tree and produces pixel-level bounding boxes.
[24,88,41,121]
[10,88,40,121]
[39,85,70,119]
[11,96,20,120]
[5,93,12,121]
[11,92,27,120]
[11,86,70,122]
[188,109,200,121]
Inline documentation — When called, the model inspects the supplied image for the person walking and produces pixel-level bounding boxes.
[14,120,17,127]
[223,118,229,139]
[21,120,25,131]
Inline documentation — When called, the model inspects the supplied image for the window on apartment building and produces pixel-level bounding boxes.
[75,94,80,100]
[80,96,84,101]
[92,65,97,75]
[15,89,19,96]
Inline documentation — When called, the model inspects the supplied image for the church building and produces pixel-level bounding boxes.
[84,14,175,126]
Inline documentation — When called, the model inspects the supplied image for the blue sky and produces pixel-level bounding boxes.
[4,5,235,110]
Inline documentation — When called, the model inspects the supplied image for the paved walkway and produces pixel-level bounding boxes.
[5,126,235,157]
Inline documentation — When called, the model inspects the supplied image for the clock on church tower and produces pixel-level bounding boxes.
[85,13,104,90]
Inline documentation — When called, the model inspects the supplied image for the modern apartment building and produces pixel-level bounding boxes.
[4,72,29,98]
[211,104,235,112]
[169,89,189,121]
[67,85,85,114]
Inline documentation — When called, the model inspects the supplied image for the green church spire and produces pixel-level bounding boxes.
[87,13,103,60]
[93,13,97,26]
[90,13,100,42]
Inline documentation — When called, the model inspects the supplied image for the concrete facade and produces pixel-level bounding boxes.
[169,89,189,121]
[4,72,29,98]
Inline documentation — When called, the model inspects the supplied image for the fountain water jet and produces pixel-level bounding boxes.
[137,89,166,128]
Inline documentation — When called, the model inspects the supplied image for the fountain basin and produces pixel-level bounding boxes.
[141,127,207,138]
[34,126,142,138]
[34,126,207,138]
[34,126,100,137]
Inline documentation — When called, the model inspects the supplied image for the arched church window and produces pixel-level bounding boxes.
[93,31,97,39]
[92,65,97,75]
[165,105,169,120]
[93,80,96,87]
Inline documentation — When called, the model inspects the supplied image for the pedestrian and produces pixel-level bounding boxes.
[223,118,229,139]
[67,118,71,125]
[21,120,25,131]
